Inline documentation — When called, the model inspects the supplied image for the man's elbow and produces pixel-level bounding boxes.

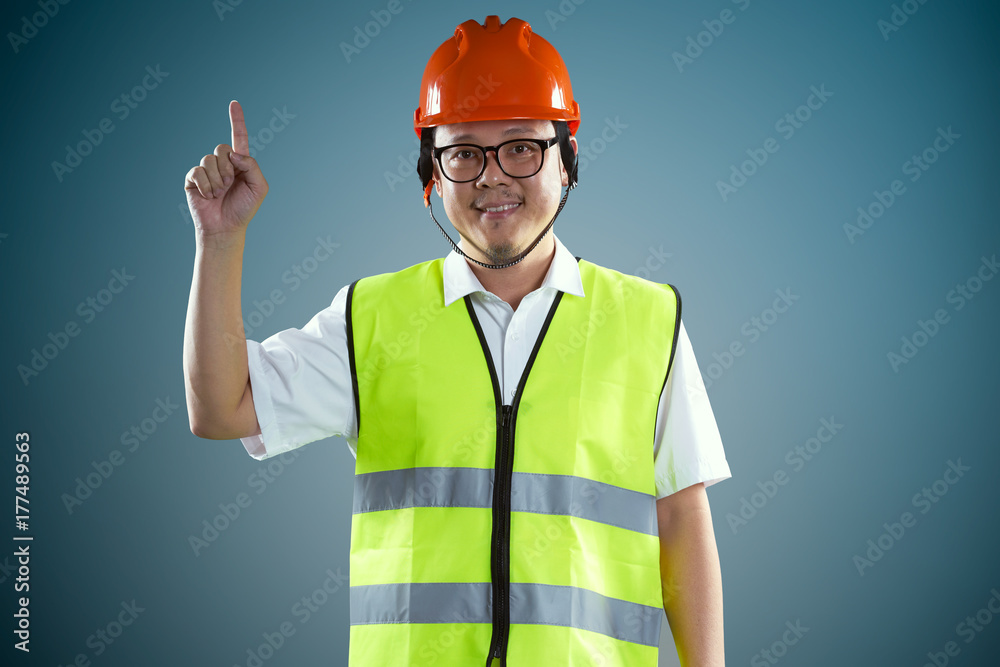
[188,413,243,440]
[189,417,224,440]
[185,388,252,440]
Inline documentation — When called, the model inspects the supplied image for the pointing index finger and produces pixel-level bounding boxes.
[230,100,249,156]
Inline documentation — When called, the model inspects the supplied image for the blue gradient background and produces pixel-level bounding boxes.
[2,0,999,665]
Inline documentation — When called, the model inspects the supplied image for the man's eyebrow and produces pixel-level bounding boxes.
[447,126,538,143]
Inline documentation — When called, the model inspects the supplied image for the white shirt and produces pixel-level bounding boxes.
[240,234,731,500]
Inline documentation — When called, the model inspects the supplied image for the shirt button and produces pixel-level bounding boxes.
[510,331,520,342]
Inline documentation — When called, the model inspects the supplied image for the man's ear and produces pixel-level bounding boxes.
[560,136,579,187]
[433,162,443,197]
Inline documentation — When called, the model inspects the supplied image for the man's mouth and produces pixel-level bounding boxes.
[480,203,520,213]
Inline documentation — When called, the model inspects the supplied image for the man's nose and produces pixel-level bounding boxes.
[477,149,509,187]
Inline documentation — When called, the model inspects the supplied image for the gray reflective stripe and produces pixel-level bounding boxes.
[354,467,656,536]
[351,581,491,625]
[510,582,662,647]
[351,581,662,647]
[353,466,492,513]
[511,471,657,535]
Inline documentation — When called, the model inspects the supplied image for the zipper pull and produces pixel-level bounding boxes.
[501,405,512,430]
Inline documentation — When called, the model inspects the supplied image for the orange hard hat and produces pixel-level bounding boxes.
[413,15,581,138]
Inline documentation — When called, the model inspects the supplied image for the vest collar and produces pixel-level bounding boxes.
[442,233,586,307]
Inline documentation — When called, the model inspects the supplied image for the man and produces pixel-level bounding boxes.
[183,15,730,667]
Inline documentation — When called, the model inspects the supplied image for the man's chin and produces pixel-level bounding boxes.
[483,241,521,265]
[456,219,552,265]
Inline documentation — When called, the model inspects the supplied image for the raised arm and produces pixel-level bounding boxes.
[182,100,269,440]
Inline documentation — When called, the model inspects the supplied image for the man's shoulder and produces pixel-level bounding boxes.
[577,257,680,302]
[351,257,445,292]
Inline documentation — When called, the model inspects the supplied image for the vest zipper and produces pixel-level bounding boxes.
[490,404,514,663]
[464,292,567,667]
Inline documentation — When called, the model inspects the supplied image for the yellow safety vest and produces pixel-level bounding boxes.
[345,256,680,666]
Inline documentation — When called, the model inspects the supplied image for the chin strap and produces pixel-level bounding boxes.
[425,182,576,270]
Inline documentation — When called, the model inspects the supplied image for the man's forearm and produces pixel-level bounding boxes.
[658,484,725,667]
[183,231,254,439]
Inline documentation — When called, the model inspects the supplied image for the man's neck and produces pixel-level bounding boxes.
[464,235,556,311]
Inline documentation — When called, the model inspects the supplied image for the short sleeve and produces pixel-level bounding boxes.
[652,320,732,499]
[239,284,358,460]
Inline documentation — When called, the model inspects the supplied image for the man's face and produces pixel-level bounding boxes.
[433,118,575,265]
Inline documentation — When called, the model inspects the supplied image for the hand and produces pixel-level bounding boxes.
[184,100,269,239]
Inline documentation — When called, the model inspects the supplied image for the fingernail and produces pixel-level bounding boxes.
[231,152,242,161]
[223,175,232,185]
[214,188,223,197]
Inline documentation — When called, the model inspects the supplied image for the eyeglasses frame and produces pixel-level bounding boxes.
[432,137,560,183]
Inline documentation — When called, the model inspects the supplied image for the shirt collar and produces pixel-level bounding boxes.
[442,233,585,307]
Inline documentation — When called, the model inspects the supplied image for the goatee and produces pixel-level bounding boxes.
[484,241,521,265]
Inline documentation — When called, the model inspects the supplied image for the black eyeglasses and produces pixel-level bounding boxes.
[433,137,559,183]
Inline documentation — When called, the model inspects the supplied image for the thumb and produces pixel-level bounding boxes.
[230,151,266,190]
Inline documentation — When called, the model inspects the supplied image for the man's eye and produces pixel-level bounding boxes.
[506,142,536,156]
